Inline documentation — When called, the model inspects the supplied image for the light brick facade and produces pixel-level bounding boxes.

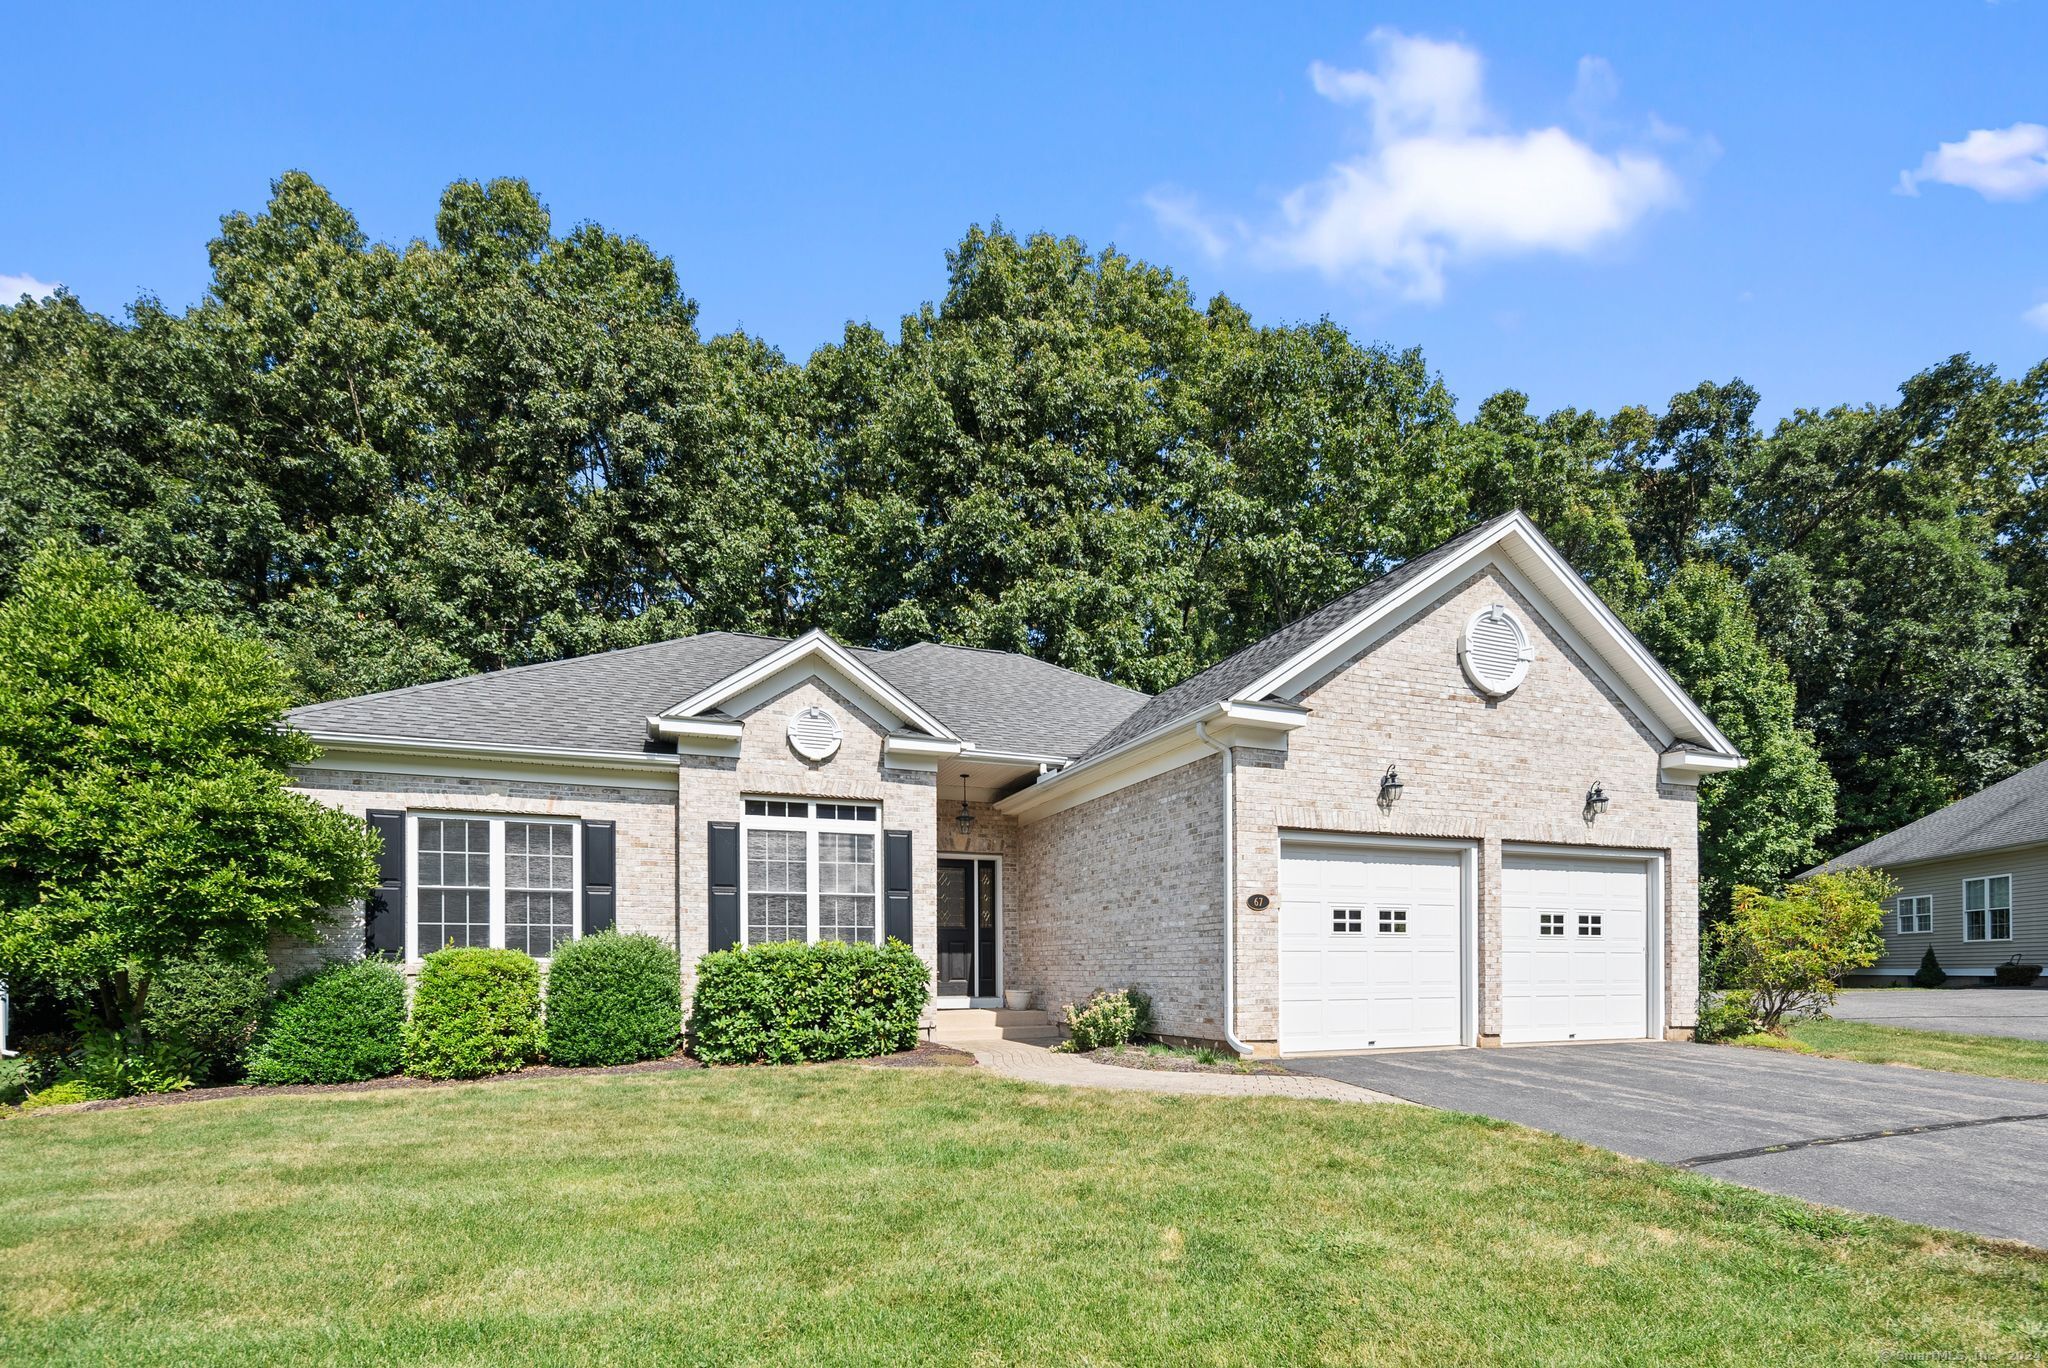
[283,560,1707,1057]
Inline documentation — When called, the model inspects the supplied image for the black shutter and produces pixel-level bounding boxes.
[365,810,405,956]
[883,828,912,945]
[708,820,740,952]
[582,820,616,933]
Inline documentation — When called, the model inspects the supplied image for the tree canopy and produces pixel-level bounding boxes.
[4,172,2044,907]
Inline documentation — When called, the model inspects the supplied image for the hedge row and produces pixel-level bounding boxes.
[244,932,685,1085]
[688,939,929,1065]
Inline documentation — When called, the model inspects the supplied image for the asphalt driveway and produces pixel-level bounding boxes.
[1830,987,2048,1040]
[1287,1042,2048,1246]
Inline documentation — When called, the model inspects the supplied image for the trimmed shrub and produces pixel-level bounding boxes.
[143,947,273,1084]
[405,947,543,1079]
[1911,946,1948,988]
[1058,989,1144,1052]
[543,932,681,1067]
[689,939,928,1065]
[246,958,406,1085]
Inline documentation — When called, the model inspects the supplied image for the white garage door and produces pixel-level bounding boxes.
[1279,843,1466,1052]
[1502,853,1652,1044]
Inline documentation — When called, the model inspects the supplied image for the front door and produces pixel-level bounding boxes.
[937,857,1000,1000]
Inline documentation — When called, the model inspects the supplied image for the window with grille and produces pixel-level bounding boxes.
[1332,907,1363,934]
[417,818,491,952]
[1577,914,1603,937]
[1963,876,2011,942]
[1539,912,1565,937]
[1894,895,1933,936]
[505,821,576,957]
[1378,907,1408,935]
[412,815,580,958]
[740,799,881,945]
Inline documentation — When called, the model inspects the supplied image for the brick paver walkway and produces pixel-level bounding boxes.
[962,1039,1405,1104]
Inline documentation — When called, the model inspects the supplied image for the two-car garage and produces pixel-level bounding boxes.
[1278,837,1660,1055]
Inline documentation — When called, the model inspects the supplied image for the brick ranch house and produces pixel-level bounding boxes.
[282,511,1743,1055]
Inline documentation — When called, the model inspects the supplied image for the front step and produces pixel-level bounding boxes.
[927,1008,1063,1046]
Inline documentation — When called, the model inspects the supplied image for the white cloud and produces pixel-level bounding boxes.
[0,272,60,304]
[1139,188,1238,261]
[1150,31,1681,302]
[1898,122,2048,201]
[2025,300,2048,331]
[1570,55,1621,126]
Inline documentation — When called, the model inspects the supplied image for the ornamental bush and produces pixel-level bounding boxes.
[1058,989,1145,1052]
[246,957,407,1085]
[19,1078,111,1111]
[1911,946,1948,988]
[143,946,273,1085]
[405,947,543,1079]
[689,939,928,1065]
[1712,868,1891,1034]
[543,932,681,1067]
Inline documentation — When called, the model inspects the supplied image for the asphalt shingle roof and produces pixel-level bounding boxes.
[287,632,1149,762]
[1819,757,2048,872]
[1072,512,1520,762]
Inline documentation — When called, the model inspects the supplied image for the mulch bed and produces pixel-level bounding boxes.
[1078,1045,1288,1076]
[857,1042,977,1069]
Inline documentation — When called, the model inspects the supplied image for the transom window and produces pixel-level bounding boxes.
[412,815,580,959]
[1963,876,2012,942]
[1578,914,1603,937]
[1332,907,1364,934]
[1539,912,1566,937]
[1894,895,1933,936]
[740,799,880,946]
[1378,907,1408,935]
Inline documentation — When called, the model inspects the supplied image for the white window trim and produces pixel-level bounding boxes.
[1961,875,2013,943]
[737,797,881,947]
[1893,894,1934,936]
[405,811,582,961]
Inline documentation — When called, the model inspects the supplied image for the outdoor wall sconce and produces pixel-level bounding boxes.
[1584,782,1610,820]
[1378,764,1404,808]
[955,773,975,835]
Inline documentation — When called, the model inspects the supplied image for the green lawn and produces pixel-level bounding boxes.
[2,1066,2043,1366]
[1740,1017,2048,1084]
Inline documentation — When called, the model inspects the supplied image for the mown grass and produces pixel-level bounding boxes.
[2,1064,2043,1366]
[1738,1017,2048,1084]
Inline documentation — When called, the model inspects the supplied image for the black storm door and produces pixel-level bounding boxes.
[937,859,974,996]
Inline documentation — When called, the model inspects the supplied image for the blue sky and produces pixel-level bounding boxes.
[4,3,2045,421]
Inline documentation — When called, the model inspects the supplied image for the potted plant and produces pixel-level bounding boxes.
[1003,988,1032,1012]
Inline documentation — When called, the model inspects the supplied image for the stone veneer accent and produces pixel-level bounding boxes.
[279,769,678,979]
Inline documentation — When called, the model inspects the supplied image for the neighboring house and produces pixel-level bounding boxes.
[1819,759,2048,982]
[282,511,1742,1055]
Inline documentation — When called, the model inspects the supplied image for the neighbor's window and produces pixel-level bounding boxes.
[740,799,881,946]
[1894,895,1933,936]
[411,814,580,959]
[1963,876,2012,942]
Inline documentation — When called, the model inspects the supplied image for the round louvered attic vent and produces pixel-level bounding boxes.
[1459,604,1532,697]
[787,706,843,761]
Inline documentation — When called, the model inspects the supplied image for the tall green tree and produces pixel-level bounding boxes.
[0,544,376,1051]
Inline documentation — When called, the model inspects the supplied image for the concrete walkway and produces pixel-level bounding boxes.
[962,1039,1404,1104]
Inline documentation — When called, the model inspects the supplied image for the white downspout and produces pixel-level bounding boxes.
[1194,720,1251,1058]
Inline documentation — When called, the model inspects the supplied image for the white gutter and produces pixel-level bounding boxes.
[301,731,685,771]
[1193,720,1250,1058]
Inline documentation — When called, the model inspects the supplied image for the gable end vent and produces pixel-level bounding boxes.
[787,705,843,761]
[1459,604,1533,697]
